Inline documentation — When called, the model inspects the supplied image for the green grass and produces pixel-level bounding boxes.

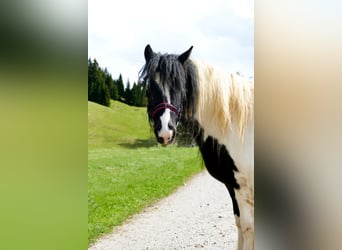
[88,100,203,244]
[88,100,154,149]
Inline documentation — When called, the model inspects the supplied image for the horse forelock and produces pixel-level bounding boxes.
[140,53,185,85]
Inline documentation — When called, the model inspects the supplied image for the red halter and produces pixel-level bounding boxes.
[151,102,179,119]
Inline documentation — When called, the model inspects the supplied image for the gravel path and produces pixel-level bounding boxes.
[89,170,237,250]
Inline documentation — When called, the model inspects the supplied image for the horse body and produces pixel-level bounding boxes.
[194,61,254,250]
[140,45,254,250]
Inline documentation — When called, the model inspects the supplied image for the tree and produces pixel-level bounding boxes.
[88,58,110,107]
[130,82,139,106]
[103,69,118,100]
[124,80,133,105]
[115,74,125,100]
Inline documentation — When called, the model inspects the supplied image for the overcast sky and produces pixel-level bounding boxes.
[88,0,253,84]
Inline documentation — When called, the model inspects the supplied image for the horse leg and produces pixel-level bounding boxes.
[225,185,242,249]
[235,185,254,250]
[226,183,254,250]
[234,215,243,250]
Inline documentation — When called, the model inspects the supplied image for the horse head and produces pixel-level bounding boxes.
[141,44,193,145]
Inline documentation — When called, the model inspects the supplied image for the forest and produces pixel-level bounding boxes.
[88,58,147,107]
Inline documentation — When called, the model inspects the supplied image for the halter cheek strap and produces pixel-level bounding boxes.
[151,102,179,119]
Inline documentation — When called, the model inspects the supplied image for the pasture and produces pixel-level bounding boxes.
[88,101,203,244]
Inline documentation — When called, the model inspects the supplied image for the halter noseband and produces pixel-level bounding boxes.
[151,102,179,119]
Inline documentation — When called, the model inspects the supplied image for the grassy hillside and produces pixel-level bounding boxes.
[88,101,154,149]
[88,101,203,244]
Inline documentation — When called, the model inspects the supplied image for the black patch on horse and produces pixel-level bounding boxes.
[194,126,240,216]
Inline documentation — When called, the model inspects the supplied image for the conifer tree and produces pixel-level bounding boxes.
[116,74,125,100]
[88,58,110,107]
[124,80,132,105]
[131,82,139,106]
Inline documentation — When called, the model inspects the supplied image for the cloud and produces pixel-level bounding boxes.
[88,0,253,83]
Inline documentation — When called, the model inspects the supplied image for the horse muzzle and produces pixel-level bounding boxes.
[155,123,176,146]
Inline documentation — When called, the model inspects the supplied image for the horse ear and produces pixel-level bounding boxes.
[178,46,193,64]
[144,44,154,62]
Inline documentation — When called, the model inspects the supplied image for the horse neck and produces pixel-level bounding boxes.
[193,61,254,140]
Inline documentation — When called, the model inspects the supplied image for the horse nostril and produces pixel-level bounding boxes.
[157,135,172,144]
[157,137,164,144]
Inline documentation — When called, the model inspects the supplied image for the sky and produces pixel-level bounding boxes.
[88,0,253,84]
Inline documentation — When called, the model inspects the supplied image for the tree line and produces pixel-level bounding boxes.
[88,58,147,107]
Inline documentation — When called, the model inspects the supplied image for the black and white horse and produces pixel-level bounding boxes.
[140,45,254,250]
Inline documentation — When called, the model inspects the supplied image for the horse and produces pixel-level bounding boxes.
[139,44,254,250]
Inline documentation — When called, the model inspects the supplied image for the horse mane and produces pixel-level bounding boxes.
[193,61,254,139]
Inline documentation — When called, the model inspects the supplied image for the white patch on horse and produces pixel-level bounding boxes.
[156,75,173,144]
[158,109,173,144]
